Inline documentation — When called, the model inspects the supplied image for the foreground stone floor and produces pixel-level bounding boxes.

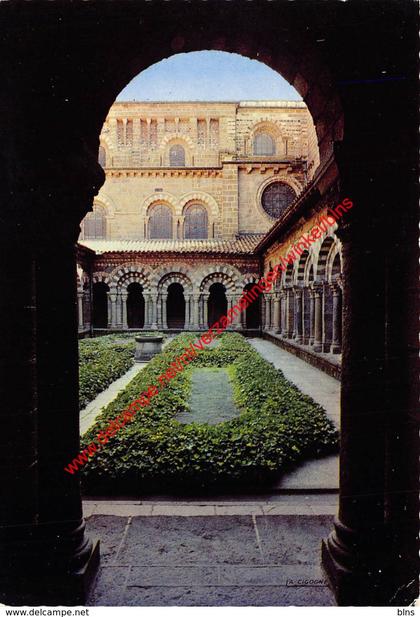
[85,503,336,606]
[83,337,340,605]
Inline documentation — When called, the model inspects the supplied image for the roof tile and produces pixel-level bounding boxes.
[79,236,264,255]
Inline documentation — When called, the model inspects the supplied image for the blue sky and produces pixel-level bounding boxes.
[117,51,301,102]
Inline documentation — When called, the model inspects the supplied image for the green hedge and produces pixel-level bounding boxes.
[81,333,339,491]
[79,335,136,410]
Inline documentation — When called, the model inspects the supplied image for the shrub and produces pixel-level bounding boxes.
[80,332,339,492]
[79,334,136,409]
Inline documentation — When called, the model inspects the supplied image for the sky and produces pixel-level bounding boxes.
[116,50,301,102]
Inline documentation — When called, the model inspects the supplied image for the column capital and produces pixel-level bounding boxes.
[311,282,323,295]
[329,281,342,294]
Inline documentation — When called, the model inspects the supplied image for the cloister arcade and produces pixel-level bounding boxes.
[77,233,343,356]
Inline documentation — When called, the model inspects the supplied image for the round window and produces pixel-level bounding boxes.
[261,182,296,218]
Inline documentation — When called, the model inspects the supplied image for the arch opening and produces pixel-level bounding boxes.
[127,282,145,328]
[167,282,185,329]
[244,282,260,329]
[207,282,227,327]
[92,282,109,328]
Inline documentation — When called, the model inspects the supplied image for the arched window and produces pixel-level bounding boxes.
[261,181,296,218]
[184,203,208,239]
[253,133,275,156]
[148,204,173,239]
[82,205,106,239]
[169,144,185,167]
[98,145,106,168]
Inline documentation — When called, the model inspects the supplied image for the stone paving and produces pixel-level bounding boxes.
[175,367,240,425]
[85,507,336,606]
[82,337,340,606]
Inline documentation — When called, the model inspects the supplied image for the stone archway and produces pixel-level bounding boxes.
[1,1,417,608]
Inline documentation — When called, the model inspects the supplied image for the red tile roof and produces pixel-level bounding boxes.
[79,235,265,256]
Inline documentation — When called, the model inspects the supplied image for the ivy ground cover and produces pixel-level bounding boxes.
[80,333,339,492]
[79,334,136,410]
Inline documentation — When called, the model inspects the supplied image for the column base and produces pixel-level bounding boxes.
[0,540,100,606]
[321,518,416,606]
[331,343,342,354]
[312,343,323,352]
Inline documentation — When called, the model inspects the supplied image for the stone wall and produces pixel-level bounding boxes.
[84,101,316,242]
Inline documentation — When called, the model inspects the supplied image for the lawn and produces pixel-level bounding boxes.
[80,332,339,492]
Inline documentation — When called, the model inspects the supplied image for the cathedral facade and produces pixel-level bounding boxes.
[77,100,342,372]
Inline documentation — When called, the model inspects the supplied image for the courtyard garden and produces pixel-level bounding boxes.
[80,333,339,492]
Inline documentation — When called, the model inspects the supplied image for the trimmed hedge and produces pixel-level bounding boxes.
[81,333,339,491]
[79,334,136,410]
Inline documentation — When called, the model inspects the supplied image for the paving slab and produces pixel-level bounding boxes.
[85,514,336,606]
[255,515,334,565]
[83,494,339,518]
[113,515,263,566]
[86,515,129,566]
[118,584,335,606]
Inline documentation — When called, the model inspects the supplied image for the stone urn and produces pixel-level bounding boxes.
[134,335,164,362]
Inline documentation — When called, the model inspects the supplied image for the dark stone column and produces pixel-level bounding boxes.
[273,293,281,333]
[0,119,103,603]
[0,238,100,605]
[308,289,315,346]
[312,283,323,352]
[322,129,419,603]
[330,282,342,354]
[294,287,303,344]
[279,290,286,335]
[284,288,294,338]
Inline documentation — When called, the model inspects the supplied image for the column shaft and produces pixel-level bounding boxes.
[121,292,128,329]
[312,284,323,351]
[273,294,281,333]
[294,288,303,343]
[150,294,158,330]
[331,283,342,353]
[77,291,84,329]
[162,293,168,330]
